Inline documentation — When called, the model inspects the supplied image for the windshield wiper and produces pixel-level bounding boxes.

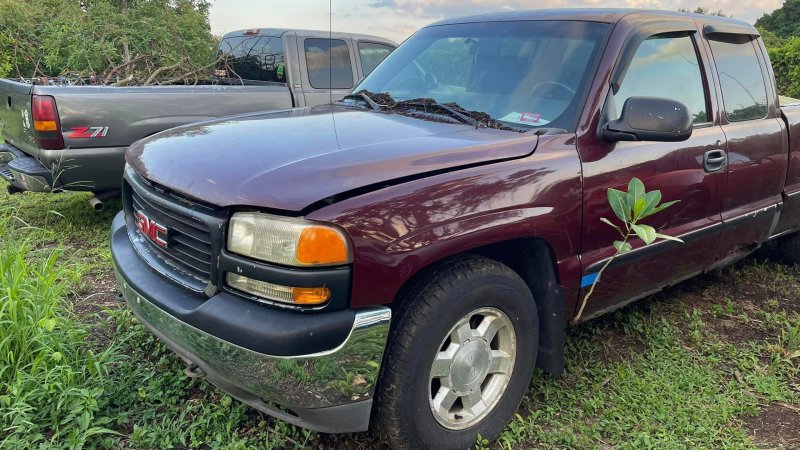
[338,92,381,111]
[344,90,525,132]
[397,99,481,128]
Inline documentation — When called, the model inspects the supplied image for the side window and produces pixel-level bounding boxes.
[614,34,709,124]
[358,42,394,77]
[708,35,768,122]
[304,38,354,89]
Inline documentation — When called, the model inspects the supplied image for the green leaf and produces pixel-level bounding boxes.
[608,188,631,223]
[655,232,684,243]
[632,223,657,245]
[613,240,632,254]
[633,197,647,219]
[647,199,679,217]
[638,190,663,220]
[627,178,646,210]
[38,318,57,332]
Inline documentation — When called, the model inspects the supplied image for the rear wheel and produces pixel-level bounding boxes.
[374,256,539,449]
[777,232,800,265]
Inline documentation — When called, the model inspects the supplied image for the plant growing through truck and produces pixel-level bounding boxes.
[572,178,683,324]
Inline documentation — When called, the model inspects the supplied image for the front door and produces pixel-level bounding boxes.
[576,28,726,319]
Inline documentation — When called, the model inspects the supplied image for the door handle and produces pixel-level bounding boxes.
[704,149,727,173]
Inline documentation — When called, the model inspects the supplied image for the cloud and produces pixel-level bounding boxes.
[367,0,781,23]
[210,0,784,44]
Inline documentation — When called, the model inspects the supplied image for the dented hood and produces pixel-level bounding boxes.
[127,105,539,211]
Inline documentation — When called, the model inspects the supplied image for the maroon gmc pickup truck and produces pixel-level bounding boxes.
[111,9,800,449]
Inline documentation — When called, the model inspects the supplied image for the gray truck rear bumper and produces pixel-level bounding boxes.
[0,142,126,193]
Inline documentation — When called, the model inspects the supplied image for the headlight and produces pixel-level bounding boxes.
[227,212,351,267]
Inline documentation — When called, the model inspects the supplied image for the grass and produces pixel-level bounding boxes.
[0,187,798,449]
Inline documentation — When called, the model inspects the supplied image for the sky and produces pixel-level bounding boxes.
[209,0,784,43]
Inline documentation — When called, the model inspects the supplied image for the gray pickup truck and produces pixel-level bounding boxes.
[0,28,395,209]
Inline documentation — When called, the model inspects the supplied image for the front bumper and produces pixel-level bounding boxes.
[111,212,391,433]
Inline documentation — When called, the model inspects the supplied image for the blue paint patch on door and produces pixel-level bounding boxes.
[580,272,600,288]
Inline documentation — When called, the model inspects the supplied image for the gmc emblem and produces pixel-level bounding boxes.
[135,210,168,248]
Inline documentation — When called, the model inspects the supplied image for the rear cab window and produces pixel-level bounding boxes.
[304,38,355,89]
[613,33,710,125]
[218,35,287,83]
[707,35,769,121]
[358,42,394,76]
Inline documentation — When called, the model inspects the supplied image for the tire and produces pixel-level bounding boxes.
[778,232,800,265]
[374,255,539,450]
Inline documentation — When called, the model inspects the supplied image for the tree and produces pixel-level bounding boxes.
[678,7,731,17]
[0,0,217,84]
[756,0,800,38]
[766,37,800,97]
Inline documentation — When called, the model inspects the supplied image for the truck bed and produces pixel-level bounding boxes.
[0,78,296,193]
[0,78,294,159]
[774,101,800,236]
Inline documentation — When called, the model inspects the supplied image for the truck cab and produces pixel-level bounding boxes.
[216,28,396,106]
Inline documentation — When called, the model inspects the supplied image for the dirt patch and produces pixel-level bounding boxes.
[70,268,123,350]
[711,318,773,347]
[592,324,648,365]
[319,432,390,450]
[745,402,800,449]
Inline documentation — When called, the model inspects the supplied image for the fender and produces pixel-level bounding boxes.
[308,133,584,313]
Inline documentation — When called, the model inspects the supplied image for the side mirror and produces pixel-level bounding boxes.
[602,97,693,142]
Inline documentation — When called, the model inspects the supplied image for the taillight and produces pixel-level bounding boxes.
[31,95,64,150]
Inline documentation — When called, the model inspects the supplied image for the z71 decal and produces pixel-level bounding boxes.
[69,126,110,138]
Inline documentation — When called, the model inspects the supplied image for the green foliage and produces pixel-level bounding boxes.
[773,318,800,361]
[603,178,680,253]
[0,0,216,81]
[766,36,800,98]
[0,33,12,78]
[574,178,681,323]
[756,0,800,38]
[0,210,120,447]
[755,0,800,98]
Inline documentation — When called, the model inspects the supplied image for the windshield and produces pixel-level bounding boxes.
[356,21,609,131]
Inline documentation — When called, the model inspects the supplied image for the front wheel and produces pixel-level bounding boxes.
[374,256,539,449]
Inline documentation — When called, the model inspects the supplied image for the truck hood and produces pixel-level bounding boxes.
[127,105,539,211]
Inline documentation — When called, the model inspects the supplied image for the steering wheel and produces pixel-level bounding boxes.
[531,81,575,99]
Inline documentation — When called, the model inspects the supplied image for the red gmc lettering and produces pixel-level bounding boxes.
[135,211,168,247]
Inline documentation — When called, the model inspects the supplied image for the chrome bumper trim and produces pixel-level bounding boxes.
[116,273,391,410]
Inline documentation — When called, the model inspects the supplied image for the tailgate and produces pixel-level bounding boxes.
[0,79,36,153]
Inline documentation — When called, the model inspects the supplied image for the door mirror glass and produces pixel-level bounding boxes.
[602,96,693,142]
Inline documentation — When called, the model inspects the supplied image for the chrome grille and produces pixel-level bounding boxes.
[130,187,213,284]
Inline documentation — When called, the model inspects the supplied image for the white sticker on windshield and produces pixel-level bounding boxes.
[499,112,550,126]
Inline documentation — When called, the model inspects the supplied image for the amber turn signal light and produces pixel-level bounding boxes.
[296,226,349,265]
[293,287,332,305]
[33,120,58,131]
